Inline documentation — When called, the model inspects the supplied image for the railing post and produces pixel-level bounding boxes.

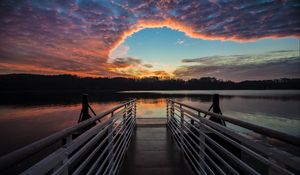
[180,104,184,150]
[123,104,127,130]
[60,135,72,175]
[108,112,114,173]
[198,111,205,173]
[171,101,175,132]
[124,101,134,153]
[134,101,137,120]
[166,100,169,124]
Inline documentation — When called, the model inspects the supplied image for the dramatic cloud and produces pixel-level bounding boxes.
[0,0,299,78]
[174,50,300,81]
[110,57,162,78]
[112,57,142,68]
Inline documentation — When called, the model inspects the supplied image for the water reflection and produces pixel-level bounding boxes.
[0,90,299,156]
[172,96,300,136]
[0,102,118,156]
[136,98,166,118]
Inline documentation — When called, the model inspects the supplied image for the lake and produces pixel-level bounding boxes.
[0,90,299,156]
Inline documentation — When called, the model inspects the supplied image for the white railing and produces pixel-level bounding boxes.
[0,99,137,175]
[167,99,300,175]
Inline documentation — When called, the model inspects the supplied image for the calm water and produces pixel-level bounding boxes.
[0,90,299,156]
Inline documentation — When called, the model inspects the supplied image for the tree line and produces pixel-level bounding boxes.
[0,74,299,93]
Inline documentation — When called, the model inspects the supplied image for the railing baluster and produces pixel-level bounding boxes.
[197,111,205,174]
[107,112,114,174]
[179,104,184,151]
[123,105,127,131]
[134,101,137,119]
[62,135,72,175]
[171,101,174,119]
[166,100,169,123]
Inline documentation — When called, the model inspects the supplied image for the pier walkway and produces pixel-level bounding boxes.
[0,96,299,175]
[119,125,191,175]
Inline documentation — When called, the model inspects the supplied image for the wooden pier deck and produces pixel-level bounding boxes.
[119,125,191,175]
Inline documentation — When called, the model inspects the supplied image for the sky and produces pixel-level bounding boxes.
[0,0,299,81]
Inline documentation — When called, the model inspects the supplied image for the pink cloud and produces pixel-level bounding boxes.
[109,44,130,61]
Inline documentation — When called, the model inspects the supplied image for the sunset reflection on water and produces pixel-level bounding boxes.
[136,98,166,118]
[0,91,299,156]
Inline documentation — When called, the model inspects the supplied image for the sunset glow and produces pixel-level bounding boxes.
[0,0,299,80]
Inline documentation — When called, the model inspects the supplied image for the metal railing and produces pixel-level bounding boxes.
[0,99,137,175]
[167,99,300,175]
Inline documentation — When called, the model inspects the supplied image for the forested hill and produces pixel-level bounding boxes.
[0,74,299,93]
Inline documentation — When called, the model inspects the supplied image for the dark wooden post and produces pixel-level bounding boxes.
[210,94,226,126]
[212,94,221,114]
[78,94,92,123]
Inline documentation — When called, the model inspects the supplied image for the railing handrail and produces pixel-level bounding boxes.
[0,98,136,172]
[168,99,300,147]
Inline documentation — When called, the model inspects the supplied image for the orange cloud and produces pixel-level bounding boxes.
[108,17,300,59]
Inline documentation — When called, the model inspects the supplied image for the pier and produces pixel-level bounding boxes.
[0,96,299,175]
[119,125,191,175]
